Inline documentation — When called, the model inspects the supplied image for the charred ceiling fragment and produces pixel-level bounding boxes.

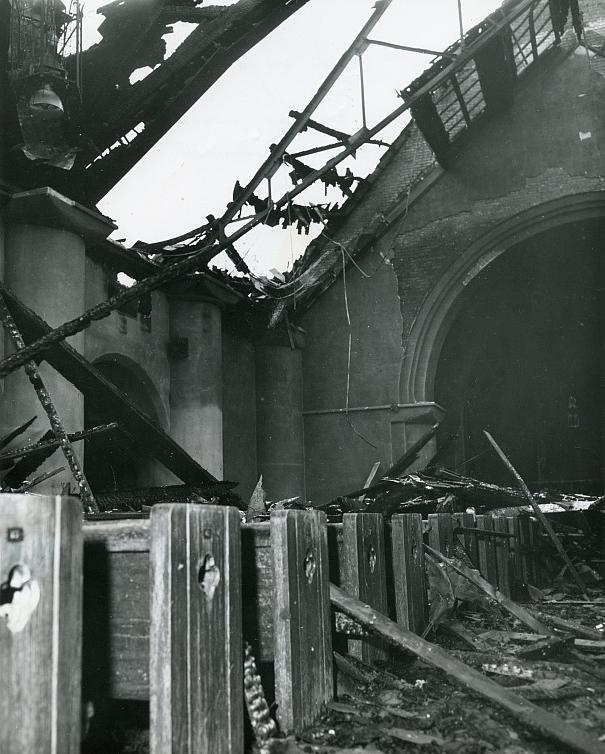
[0,0,311,204]
[77,0,311,202]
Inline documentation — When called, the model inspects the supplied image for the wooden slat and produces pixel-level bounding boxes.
[342,513,388,663]
[271,509,333,733]
[0,494,82,754]
[391,514,427,635]
[150,504,243,754]
[462,511,479,567]
[82,547,150,700]
[241,523,274,663]
[518,515,533,588]
[428,512,455,558]
[493,516,511,597]
[476,515,498,587]
[507,516,523,597]
[83,519,150,551]
[531,517,544,587]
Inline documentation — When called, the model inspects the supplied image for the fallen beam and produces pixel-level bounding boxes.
[384,422,439,478]
[330,584,605,754]
[0,423,119,464]
[424,544,554,635]
[0,283,217,486]
[484,430,588,598]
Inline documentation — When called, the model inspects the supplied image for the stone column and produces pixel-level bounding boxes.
[169,295,223,478]
[0,187,116,494]
[255,336,305,503]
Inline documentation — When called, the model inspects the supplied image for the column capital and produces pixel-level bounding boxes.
[1,187,116,242]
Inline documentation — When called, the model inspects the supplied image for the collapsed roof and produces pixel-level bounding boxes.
[0,0,311,203]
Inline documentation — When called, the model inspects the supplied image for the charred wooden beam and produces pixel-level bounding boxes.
[0,293,97,511]
[384,422,440,478]
[82,0,312,200]
[0,422,118,464]
[95,482,241,512]
[0,283,218,487]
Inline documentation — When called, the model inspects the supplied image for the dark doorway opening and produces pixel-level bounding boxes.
[84,358,161,493]
[435,219,605,494]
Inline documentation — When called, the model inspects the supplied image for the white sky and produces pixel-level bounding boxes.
[81,0,501,274]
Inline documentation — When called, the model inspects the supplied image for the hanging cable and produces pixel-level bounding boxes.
[340,246,378,449]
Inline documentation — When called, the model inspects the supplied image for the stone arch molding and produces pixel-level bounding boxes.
[400,192,605,405]
[91,352,169,431]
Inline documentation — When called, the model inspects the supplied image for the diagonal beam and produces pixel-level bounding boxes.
[0,283,218,487]
[83,0,312,201]
[0,294,98,512]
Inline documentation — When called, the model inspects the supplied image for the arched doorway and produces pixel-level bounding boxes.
[84,355,165,493]
[435,220,603,492]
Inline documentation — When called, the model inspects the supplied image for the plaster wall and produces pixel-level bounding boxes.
[83,256,171,430]
[222,329,257,502]
[2,223,86,491]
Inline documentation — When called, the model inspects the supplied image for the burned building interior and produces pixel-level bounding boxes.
[3,0,605,752]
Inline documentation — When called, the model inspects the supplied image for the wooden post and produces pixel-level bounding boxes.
[428,512,454,557]
[476,515,498,587]
[493,516,511,597]
[342,513,388,663]
[391,514,427,635]
[0,494,83,754]
[531,518,544,587]
[462,511,479,567]
[271,509,333,733]
[518,514,533,588]
[507,515,523,597]
[150,504,243,754]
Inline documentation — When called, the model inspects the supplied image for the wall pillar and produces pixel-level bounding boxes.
[0,188,115,494]
[255,338,305,503]
[169,296,223,478]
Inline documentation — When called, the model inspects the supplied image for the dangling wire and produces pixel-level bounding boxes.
[340,246,377,449]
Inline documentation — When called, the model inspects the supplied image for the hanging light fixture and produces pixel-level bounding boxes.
[29,83,64,119]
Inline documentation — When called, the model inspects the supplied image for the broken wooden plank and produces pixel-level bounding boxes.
[359,461,381,503]
[424,544,554,635]
[536,612,604,641]
[516,636,574,660]
[271,510,333,733]
[330,584,604,754]
[444,620,492,652]
[342,513,388,663]
[150,504,243,754]
[484,431,588,597]
[391,513,427,635]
